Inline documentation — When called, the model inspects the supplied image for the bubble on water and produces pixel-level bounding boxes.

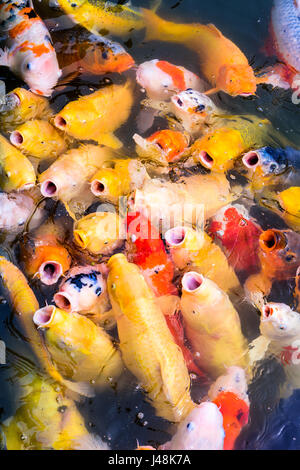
[137,412,144,420]
[20,434,27,441]
[190,373,197,380]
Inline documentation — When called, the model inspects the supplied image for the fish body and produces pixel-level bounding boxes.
[181,272,248,378]
[0,87,51,132]
[53,81,134,149]
[0,134,36,191]
[39,144,114,203]
[107,253,194,422]
[159,402,225,450]
[131,173,233,230]
[142,9,257,96]
[208,367,249,450]
[10,119,67,159]
[208,204,262,275]
[133,129,190,166]
[270,0,300,75]
[0,0,61,95]
[90,159,149,204]
[54,28,134,75]
[74,211,123,256]
[277,187,300,231]
[136,60,206,101]
[56,0,146,37]
[33,306,123,385]
[19,222,71,285]
[126,212,203,377]
[165,226,240,293]
[54,264,110,320]
[2,374,108,450]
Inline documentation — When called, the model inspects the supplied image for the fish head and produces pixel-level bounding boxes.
[217,64,257,97]
[167,402,225,450]
[260,302,300,341]
[259,229,300,280]
[243,146,288,176]
[208,366,249,405]
[20,51,62,97]
[81,39,135,74]
[146,129,189,162]
[191,128,245,172]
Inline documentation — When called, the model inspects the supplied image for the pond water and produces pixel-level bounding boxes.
[0,0,300,450]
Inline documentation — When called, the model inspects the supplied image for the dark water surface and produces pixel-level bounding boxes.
[1,0,300,450]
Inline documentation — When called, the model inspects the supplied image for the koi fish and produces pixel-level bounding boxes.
[56,0,160,37]
[53,81,134,149]
[54,264,112,326]
[0,190,43,233]
[107,253,195,422]
[142,9,258,97]
[0,0,61,96]
[125,211,203,377]
[260,0,300,89]
[53,27,134,76]
[242,146,300,195]
[0,256,94,397]
[159,402,225,450]
[249,302,300,397]
[130,173,234,230]
[208,367,249,450]
[133,129,190,166]
[73,211,123,256]
[180,271,248,379]
[0,87,52,132]
[245,229,300,306]
[2,374,108,450]
[208,204,263,275]
[141,89,217,136]
[165,226,240,293]
[19,221,72,285]
[189,115,291,173]
[136,59,206,101]
[33,306,123,386]
[90,159,149,205]
[0,134,36,192]
[10,119,67,160]
[39,144,114,217]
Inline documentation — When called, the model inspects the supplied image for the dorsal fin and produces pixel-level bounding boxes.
[206,23,223,37]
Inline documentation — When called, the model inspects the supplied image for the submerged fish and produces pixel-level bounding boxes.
[53,81,134,149]
[136,59,206,101]
[165,226,240,293]
[107,253,194,422]
[56,0,156,37]
[2,374,108,450]
[73,211,123,256]
[180,271,248,378]
[54,27,134,76]
[159,402,225,450]
[142,9,257,97]
[33,306,123,385]
[0,87,52,132]
[0,190,42,233]
[19,221,72,286]
[0,134,36,192]
[90,159,149,205]
[133,129,190,166]
[0,0,61,95]
[208,367,249,450]
[10,120,67,160]
[208,204,263,275]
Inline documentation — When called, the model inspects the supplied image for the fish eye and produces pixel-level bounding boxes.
[26,62,31,70]
[269,163,278,172]
[285,253,296,262]
[102,51,108,59]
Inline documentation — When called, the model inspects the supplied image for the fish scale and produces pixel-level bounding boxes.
[271,0,300,72]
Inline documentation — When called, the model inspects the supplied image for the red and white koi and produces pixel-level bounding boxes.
[0,0,61,96]
[136,59,206,100]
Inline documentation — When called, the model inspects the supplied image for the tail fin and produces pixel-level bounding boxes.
[141,8,182,43]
